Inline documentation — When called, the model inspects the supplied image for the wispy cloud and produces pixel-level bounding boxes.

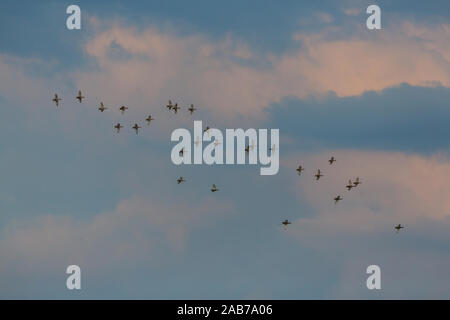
[2,19,450,121]
[0,194,234,280]
[72,20,450,118]
[284,150,450,242]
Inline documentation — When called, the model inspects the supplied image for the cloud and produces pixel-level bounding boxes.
[269,84,450,154]
[0,194,234,283]
[316,12,334,24]
[2,19,450,121]
[71,20,450,119]
[283,150,450,246]
[281,150,450,298]
[73,24,272,120]
[292,23,450,96]
[2,4,450,299]
[0,55,56,107]
[343,8,361,16]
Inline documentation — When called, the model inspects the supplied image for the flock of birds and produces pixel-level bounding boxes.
[52,91,405,234]
[296,156,362,205]
[52,91,221,194]
[282,157,361,230]
[284,157,405,233]
[52,92,197,134]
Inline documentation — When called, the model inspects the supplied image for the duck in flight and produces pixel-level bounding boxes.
[394,224,404,233]
[188,104,196,115]
[315,169,323,180]
[211,184,218,192]
[282,219,291,231]
[145,115,154,126]
[119,105,128,114]
[203,126,210,136]
[132,123,141,135]
[296,165,304,175]
[98,102,107,112]
[166,100,173,110]
[245,141,255,154]
[270,144,277,153]
[114,123,123,133]
[76,90,84,103]
[353,177,361,187]
[334,195,343,204]
[52,94,62,107]
[172,104,180,114]
[329,156,336,165]
[346,179,354,191]
[177,177,185,184]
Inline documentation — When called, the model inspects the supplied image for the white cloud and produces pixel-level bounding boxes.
[72,20,450,119]
[283,150,450,249]
[0,195,234,279]
[2,20,450,122]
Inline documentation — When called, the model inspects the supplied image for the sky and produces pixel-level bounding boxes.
[0,0,450,299]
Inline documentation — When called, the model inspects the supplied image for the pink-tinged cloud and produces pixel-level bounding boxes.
[2,20,450,120]
[0,195,234,278]
[71,20,450,118]
[343,8,361,16]
[282,150,450,248]
[293,24,450,97]
[0,55,56,107]
[280,150,450,298]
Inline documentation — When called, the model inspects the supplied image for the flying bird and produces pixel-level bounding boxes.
[334,195,343,204]
[315,169,323,180]
[119,106,128,114]
[172,104,180,114]
[188,104,196,115]
[270,144,277,153]
[211,184,218,192]
[353,177,362,187]
[250,140,255,151]
[114,123,123,133]
[166,100,173,110]
[329,156,336,165]
[52,94,62,107]
[145,115,154,126]
[282,219,291,231]
[203,126,210,136]
[346,179,354,191]
[177,177,185,184]
[98,102,107,112]
[76,90,84,103]
[132,123,141,134]
[296,165,304,175]
[394,224,404,233]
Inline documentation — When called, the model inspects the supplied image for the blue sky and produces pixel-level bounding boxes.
[1,0,450,299]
